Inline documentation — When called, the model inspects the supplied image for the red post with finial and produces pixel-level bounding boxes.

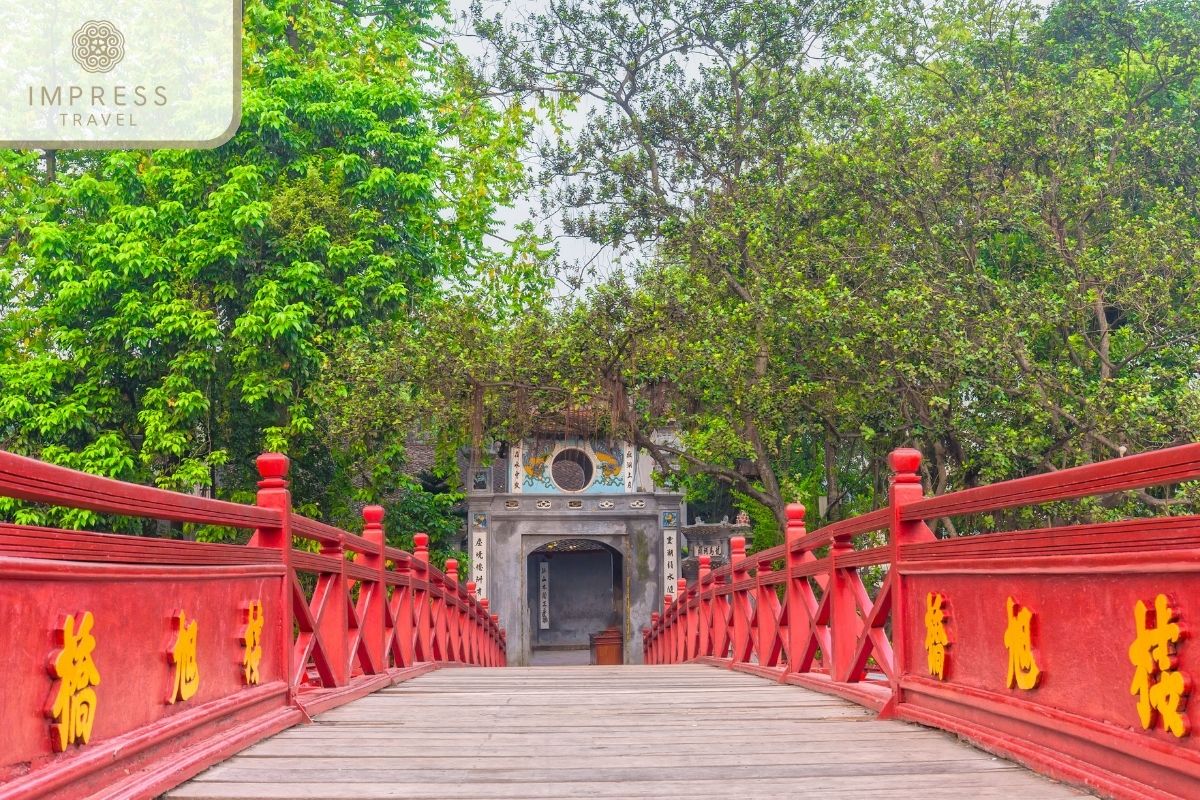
[428,555,446,662]
[453,566,467,664]
[319,530,350,686]
[412,533,433,662]
[443,558,459,662]
[685,574,701,661]
[666,590,679,663]
[698,555,712,658]
[392,549,415,668]
[830,523,858,683]
[358,505,387,674]
[675,578,688,662]
[480,598,492,666]
[465,581,478,665]
[470,582,484,666]
[710,565,730,662]
[730,535,752,665]
[888,448,932,706]
[459,570,471,664]
[253,453,296,696]
[755,554,781,668]
[650,611,661,664]
[783,503,816,676]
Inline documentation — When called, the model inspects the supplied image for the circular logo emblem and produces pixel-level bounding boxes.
[72,20,125,74]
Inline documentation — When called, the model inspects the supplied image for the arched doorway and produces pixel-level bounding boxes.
[527,539,624,665]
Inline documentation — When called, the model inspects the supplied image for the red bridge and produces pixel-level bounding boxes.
[3,445,1199,799]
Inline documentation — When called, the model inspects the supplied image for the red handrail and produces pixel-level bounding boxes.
[0,449,505,800]
[644,445,1200,800]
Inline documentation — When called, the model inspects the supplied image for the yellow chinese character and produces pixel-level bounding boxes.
[240,601,264,686]
[924,592,949,680]
[1004,596,1041,690]
[1128,594,1189,738]
[47,611,101,751]
[168,610,200,703]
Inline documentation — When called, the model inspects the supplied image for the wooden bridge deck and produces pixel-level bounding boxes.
[168,665,1090,800]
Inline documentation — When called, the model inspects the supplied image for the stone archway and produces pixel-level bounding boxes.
[526,539,624,665]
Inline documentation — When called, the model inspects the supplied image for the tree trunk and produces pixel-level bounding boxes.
[824,430,840,521]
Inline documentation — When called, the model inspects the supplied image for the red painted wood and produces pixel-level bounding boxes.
[0,447,506,800]
[291,514,380,556]
[0,450,279,528]
[356,508,387,675]
[0,524,281,565]
[644,444,1200,800]
[902,441,1200,521]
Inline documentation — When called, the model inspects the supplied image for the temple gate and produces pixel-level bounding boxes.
[466,437,682,665]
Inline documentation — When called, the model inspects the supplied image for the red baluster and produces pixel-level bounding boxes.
[392,553,415,668]
[730,536,752,664]
[430,559,448,662]
[253,453,295,698]
[698,555,712,658]
[319,532,350,686]
[466,581,478,665]
[358,505,387,674]
[888,448,931,706]
[830,527,858,683]
[412,533,432,662]
[662,594,675,662]
[444,558,460,662]
[755,556,783,668]
[677,578,691,662]
[480,598,492,666]
[784,504,818,676]
[710,568,730,662]
[650,611,661,664]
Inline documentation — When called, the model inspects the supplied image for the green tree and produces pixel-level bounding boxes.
[472,0,871,532]
[0,0,539,529]
[459,0,1200,537]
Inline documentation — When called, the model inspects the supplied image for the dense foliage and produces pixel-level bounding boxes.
[457,0,1200,539]
[0,0,541,546]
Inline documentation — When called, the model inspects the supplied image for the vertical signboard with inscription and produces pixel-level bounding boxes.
[538,560,550,630]
[0,0,242,148]
[470,512,488,599]
[511,441,524,493]
[623,443,635,492]
[662,516,679,596]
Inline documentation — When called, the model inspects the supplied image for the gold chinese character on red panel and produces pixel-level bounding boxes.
[168,610,200,704]
[46,611,101,751]
[240,600,264,686]
[1129,594,1189,738]
[1004,597,1041,690]
[924,592,949,680]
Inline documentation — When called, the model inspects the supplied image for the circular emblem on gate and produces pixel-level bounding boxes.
[72,20,125,73]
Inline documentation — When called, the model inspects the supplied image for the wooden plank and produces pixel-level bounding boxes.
[170,775,1082,800]
[169,665,1090,799]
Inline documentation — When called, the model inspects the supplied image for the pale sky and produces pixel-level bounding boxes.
[448,0,645,296]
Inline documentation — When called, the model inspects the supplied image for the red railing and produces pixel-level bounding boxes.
[645,445,1200,800]
[0,449,505,800]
